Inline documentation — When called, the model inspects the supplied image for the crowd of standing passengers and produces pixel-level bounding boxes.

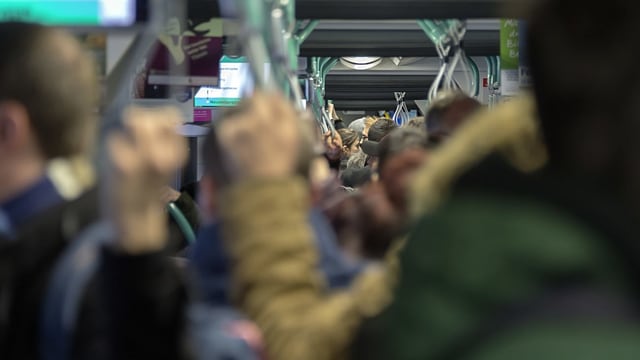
[4,0,640,358]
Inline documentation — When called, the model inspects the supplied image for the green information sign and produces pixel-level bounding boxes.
[500,19,520,96]
[500,19,520,70]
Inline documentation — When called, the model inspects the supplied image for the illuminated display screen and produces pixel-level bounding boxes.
[0,1,145,27]
[194,56,255,108]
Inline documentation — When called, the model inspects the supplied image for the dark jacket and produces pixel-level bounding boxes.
[354,158,640,359]
[189,209,364,306]
[1,187,192,360]
[3,188,101,360]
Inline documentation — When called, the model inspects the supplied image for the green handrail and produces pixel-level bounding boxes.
[467,56,480,97]
[295,20,319,46]
[167,202,196,245]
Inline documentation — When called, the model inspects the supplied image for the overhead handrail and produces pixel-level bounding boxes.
[486,55,501,107]
[234,0,278,92]
[270,6,305,110]
[393,92,411,127]
[418,19,476,102]
[467,55,480,97]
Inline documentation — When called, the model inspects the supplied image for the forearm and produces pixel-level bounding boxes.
[220,178,393,359]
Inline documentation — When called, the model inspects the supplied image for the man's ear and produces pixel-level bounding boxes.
[0,101,30,151]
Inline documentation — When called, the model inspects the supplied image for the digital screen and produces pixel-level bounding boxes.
[0,0,145,27]
[194,56,255,108]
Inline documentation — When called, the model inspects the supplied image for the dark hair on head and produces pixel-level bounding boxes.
[378,127,428,173]
[425,91,480,134]
[406,116,426,130]
[368,118,397,142]
[337,128,361,148]
[0,22,98,158]
[528,0,640,171]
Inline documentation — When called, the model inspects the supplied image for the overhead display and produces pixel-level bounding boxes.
[194,56,255,108]
[0,0,146,27]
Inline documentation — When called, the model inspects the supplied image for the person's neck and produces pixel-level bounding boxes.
[0,156,47,204]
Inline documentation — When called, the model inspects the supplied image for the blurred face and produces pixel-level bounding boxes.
[346,140,361,156]
[428,99,481,145]
[379,148,428,214]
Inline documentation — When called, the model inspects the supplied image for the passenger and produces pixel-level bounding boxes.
[0,23,97,234]
[346,150,368,170]
[377,127,429,217]
[347,116,366,134]
[405,116,426,132]
[410,96,546,217]
[190,106,362,298]
[348,116,377,138]
[328,103,346,130]
[339,117,395,188]
[0,23,102,359]
[0,23,197,360]
[425,90,481,146]
[360,118,397,159]
[323,130,344,171]
[208,92,397,360]
[328,128,428,260]
[354,0,640,358]
[100,107,191,359]
[337,128,362,158]
[362,116,379,139]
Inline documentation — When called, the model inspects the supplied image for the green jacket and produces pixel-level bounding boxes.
[355,159,640,360]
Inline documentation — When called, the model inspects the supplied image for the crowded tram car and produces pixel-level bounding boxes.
[2,0,640,359]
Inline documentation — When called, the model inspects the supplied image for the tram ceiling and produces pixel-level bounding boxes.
[299,29,499,57]
[324,74,435,103]
[331,100,419,112]
[296,0,526,19]
[201,0,525,19]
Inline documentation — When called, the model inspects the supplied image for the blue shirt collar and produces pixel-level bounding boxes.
[0,176,64,232]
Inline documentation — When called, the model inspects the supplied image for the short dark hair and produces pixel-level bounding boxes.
[378,127,428,173]
[406,116,426,130]
[368,119,397,142]
[425,91,480,145]
[0,23,98,158]
[337,128,361,148]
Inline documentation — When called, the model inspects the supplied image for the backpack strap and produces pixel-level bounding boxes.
[39,221,113,360]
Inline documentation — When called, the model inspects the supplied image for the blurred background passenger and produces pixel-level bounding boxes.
[327,127,429,260]
[405,116,426,132]
[361,118,397,159]
[355,0,640,358]
[377,127,429,218]
[199,93,397,360]
[337,128,362,159]
[425,90,481,146]
[349,116,378,138]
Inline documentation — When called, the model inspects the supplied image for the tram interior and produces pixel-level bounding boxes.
[3,0,640,359]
